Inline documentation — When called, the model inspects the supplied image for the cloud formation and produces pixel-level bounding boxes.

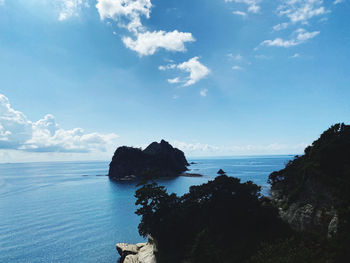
[58,0,89,21]
[233,10,247,17]
[277,0,327,24]
[96,0,195,56]
[200,88,208,97]
[122,30,195,56]
[226,0,261,14]
[232,65,244,70]
[259,28,319,48]
[273,22,289,31]
[0,94,118,153]
[160,57,210,87]
[96,0,152,33]
[172,140,308,156]
[177,57,211,87]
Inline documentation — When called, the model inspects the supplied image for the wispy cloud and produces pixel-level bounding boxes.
[233,10,247,17]
[254,54,272,59]
[172,140,308,156]
[168,77,181,84]
[273,22,289,31]
[290,53,300,58]
[277,0,328,24]
[228,53,243,60]
[0,94,118,153]
[200,88,208,97]
[159,57,210,87]
[232,65,244,70]
[225,0,261,14]
[58,0,89,21]
[259,28,319,48]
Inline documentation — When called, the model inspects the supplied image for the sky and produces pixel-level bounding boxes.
[0,0,349,162]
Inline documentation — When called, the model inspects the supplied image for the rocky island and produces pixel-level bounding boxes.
[108,140,189,181]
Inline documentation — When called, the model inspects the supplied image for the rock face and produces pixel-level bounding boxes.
[268,124,350,238]
[271,187,338,237]
[116,236,157,263]
[108,140,189,180]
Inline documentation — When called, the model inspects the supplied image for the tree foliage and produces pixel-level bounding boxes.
[135,175,291,262]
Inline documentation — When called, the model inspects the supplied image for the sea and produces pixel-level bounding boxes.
[0,156,293,263]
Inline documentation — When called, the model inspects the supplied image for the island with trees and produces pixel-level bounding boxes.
[108,140,189,181]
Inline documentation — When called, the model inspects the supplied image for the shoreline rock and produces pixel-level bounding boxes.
[180,172,202,177]
[116,236,157,263]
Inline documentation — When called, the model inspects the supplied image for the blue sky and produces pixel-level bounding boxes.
[0,0,349,162]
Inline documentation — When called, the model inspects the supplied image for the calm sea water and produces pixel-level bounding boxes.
[0,156,293,262]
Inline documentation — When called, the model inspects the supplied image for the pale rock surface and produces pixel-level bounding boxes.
[116,236,156,263]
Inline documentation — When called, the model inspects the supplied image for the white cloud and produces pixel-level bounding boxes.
[96,0,152,33]
[172,140,307,157]
[225,0,261,14]
[260,38,298,48]
[96,0,195,56]
[255,54,272,59]
[159,64,177,71]
[159,57,210,87]
[58,0,89,21]
[295,28,320,41]
[173,141,219,153]
[123,30,195,56]
[334,0,344,4]
[273,22,289,31]
[290,53,300,58]
[0,95,32,149]
[277,0,328,24]
[233,10,247,17]
[232,65,244,70]
[228,53,243,60]
[259,28,319,48]
[96,2,197,78]
[200,88,208,97]
[177,57,210,87]
[168,77,181,84]
[0,94,118,153]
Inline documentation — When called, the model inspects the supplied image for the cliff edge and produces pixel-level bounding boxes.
[269,123,350,238]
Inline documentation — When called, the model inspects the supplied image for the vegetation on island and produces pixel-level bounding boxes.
[134,123,350,263]
[109,140,188,180]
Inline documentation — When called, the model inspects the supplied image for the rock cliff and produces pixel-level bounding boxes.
[116,236,157,263]
[269,123,350,238]
[108,140,189,180]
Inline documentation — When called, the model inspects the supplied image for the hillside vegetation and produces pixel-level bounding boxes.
[134,124,350,262]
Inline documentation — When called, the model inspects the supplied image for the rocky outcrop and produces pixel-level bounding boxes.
[268,124,350,238]
[271,177,338,237]
[108,140,189,180]
[217,169,225,175]
[116,236,157,263]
